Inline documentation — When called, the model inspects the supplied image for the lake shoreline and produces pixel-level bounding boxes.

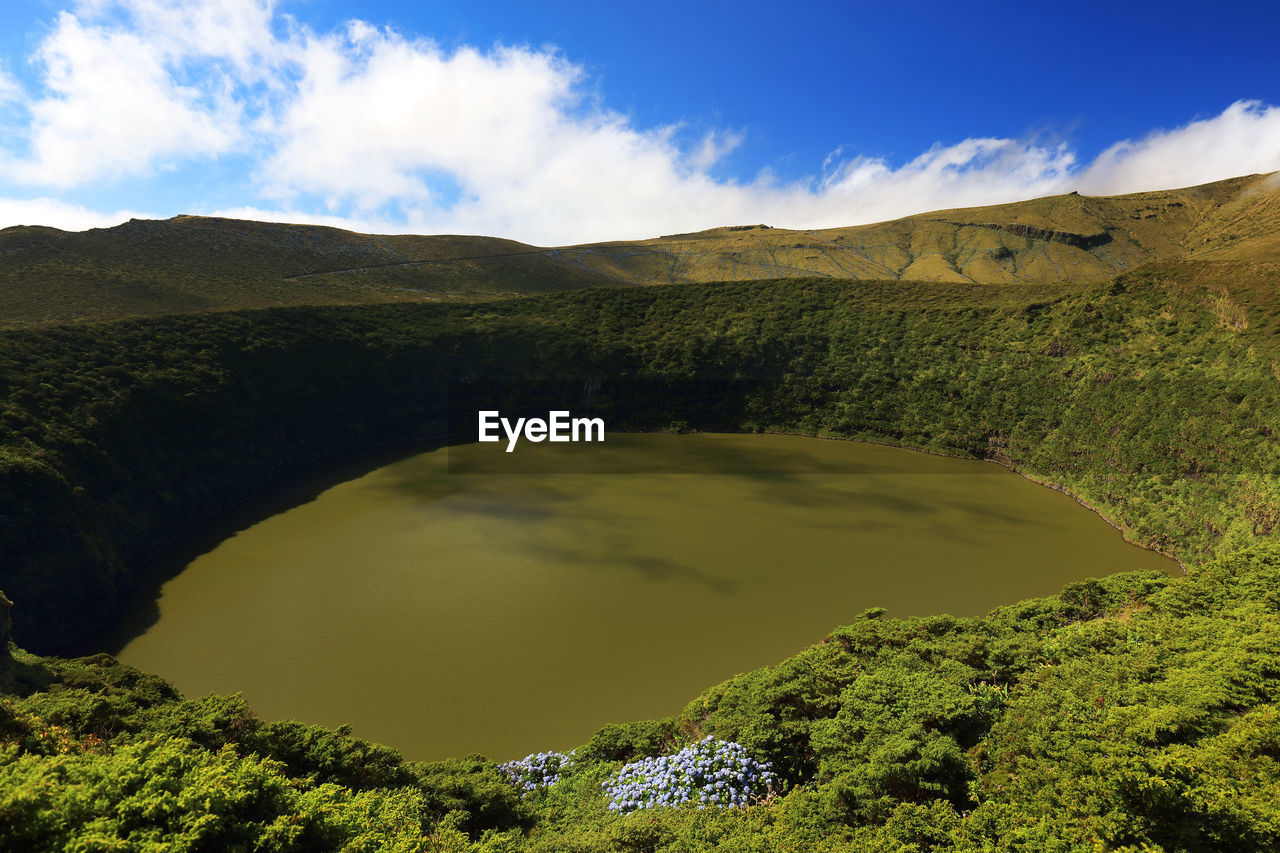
[100,432,1178,761]
[65,424,1184,656]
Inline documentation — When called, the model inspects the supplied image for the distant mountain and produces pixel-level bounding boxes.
[577,173,1276,285]
[0,218,614,327]
[1,173,1276,327]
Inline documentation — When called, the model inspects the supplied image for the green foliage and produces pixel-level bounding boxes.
[0,522,1277,852]
[6,270,1280,648]
[0,217,619,327]
[577,719,679,764]
[2,256,1280,848]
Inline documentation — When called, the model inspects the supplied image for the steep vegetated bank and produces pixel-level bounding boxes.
[3,540,1279,849]
[2,264,1280,850]
[4,269,1279,649]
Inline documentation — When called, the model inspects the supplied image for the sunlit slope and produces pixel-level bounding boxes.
[1183,174,1280,259]
[563,173,1275,284]
[2,173,1277,327]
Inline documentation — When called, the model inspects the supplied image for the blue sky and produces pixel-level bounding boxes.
[0,0,1276,243]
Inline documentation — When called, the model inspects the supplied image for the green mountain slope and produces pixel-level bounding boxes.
[0,216,620,327]
[565,174,1272,284]
[2,173,1276,328]
[3,174,1280,850]
[4,259,1280,646]
[3,264,1280,849]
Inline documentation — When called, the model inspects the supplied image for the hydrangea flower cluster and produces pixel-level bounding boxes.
[498,750,574,796]
[602,736,776,813]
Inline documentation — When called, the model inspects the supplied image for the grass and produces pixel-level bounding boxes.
[2,173,1276,328]
[1,172,1279,850]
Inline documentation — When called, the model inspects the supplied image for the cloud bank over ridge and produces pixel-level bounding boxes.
[0,0,1278,244]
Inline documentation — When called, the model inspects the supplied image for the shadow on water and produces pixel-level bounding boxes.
[63,431,1043,658]
[523,538,741,595]
[441,431,987,476]
[63,440,457,657]
[342,433,1010,590]
[58,430,1182,762]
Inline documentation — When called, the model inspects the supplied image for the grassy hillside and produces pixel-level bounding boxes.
[562,175,1269,286]
[2,176,1279,850]
[3,173,1276,328]
[4,546,1278,852]
[0,217,620,327]
[1184,174,1280,259]
[3,260,1280,645]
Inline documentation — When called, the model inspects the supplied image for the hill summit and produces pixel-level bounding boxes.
[1,173,1277,327]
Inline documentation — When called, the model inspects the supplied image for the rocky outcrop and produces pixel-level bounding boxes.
[962,221,1114,251]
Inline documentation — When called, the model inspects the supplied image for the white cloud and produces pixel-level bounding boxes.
[0,196,148,230]
[0,1,265,187]
[0,1,1277,242]
[258,30,590,211]
[1076,100,1280,195]
[200,204,412,234]
[73,0,282,74]
[250,25,1082,242]
[234,19,1280,243]
[780,137,1079,227]
[0,68,22,104]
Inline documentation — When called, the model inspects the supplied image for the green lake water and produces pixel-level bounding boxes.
[106,433,1177,761]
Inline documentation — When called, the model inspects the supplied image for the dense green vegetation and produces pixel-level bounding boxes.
[4,546,1278,850]
[5,267,1279,647]
[0,217,618,326]
[3,252,1280,849]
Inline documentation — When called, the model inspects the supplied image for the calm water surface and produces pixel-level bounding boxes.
[106,434,1176,761]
